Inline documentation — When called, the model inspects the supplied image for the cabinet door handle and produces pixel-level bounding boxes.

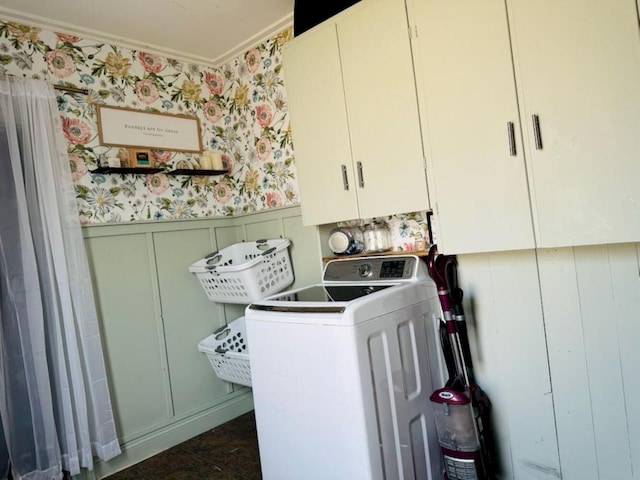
[507,121,517,156]
[532,114,543,150]
[341,164,349,191]
[357,161,365,188]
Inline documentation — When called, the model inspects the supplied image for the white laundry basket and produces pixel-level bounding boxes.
[198,316,251,387]
[189,238,293,304]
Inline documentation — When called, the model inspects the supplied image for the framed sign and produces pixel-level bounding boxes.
[96,105,202,152]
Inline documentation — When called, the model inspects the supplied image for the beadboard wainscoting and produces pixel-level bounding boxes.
[457,243,640,480]
[81,206,323,478]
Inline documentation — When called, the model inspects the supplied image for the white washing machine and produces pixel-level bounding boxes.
[245,255,444,480]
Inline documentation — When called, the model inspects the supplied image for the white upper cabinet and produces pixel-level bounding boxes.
[508,0,640,248]
[282,23,359,226]
[410,0,640,253]
[283,0,429,226]
[409,0,535,254]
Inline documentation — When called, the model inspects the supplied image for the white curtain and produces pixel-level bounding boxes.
[0,76,120,479]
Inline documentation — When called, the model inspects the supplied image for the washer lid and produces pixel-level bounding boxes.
[247,284,394,313]
[277,284,392,302]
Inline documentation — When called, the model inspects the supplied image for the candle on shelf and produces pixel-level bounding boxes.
[210,151,224,170]
[199,152,213,170]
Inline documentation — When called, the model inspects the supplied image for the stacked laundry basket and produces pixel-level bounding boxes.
[190,239,293,387]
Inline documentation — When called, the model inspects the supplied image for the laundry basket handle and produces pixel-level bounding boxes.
[213,324,228,335]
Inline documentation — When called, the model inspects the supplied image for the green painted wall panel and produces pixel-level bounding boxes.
[245,219,284,241]
[82,207,322,457]
[283,216,323,289]
[85,234,171,441]
[154,228,233,415]
[215,225,244,251]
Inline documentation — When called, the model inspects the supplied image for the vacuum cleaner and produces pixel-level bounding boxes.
[425,246,495,480]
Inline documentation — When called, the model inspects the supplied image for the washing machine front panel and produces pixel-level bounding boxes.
[247,315,376,479]
[247,297,443,480]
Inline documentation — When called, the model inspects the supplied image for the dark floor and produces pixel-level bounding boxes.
[105,411,261,480]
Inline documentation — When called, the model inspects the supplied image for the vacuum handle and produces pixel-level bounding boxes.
[439,319,457,381]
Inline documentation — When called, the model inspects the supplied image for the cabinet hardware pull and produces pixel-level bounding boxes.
[341,164,349,191]
[532,114,543,150]
[357,161,365,188]
[507,121,517,156]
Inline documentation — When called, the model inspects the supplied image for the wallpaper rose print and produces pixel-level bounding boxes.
[0,20,297,223]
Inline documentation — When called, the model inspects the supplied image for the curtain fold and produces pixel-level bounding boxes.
[0,76,120,479]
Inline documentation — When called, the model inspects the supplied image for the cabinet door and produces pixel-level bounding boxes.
[409,0,535,254]
[339,0,430,220]
[282,22,359,226]
[508,0,640,248]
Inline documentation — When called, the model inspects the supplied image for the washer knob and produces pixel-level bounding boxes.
[358,263,372,278]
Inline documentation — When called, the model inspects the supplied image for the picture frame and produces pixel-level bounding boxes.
[128,148,153,168]
[96,105,202,152]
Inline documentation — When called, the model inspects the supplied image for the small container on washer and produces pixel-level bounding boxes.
[328,226,364,255]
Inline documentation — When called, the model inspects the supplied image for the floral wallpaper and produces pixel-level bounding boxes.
[0,19,297,223]
[0,18,430,249]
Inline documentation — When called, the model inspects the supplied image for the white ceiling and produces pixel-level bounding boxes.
[0,0,294,66]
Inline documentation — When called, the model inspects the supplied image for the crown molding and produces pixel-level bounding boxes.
[211,13,293,66]
[0,6,293,68]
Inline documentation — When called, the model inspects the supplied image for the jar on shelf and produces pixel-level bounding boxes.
[328,225,364,255]
[363,219,391,253]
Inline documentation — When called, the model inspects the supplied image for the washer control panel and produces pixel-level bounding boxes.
[323,255,421,282]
